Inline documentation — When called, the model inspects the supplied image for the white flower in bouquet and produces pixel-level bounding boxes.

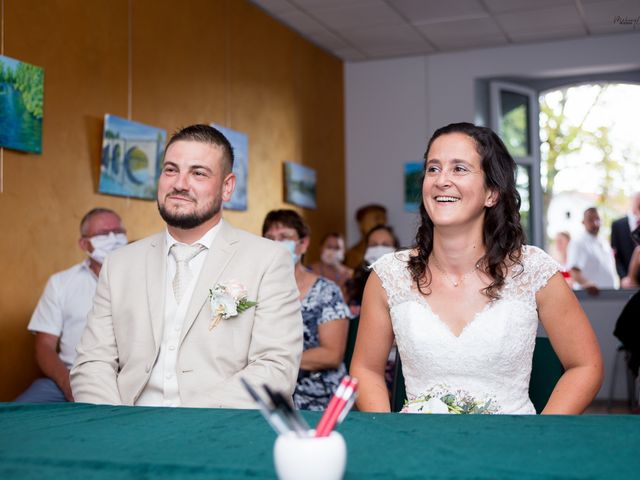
[405,397,450,414]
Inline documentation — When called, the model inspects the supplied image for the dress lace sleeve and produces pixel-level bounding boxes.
[370,250,413,308]
[511,245,561,296]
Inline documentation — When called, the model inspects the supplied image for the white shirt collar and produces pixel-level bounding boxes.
[583,231,599,241]
[164,220,223,253]
[629,212,639,231]
[81,258,99,280]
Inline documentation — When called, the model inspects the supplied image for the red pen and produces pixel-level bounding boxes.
[315,377,358,437]
[337,386,358,424]
[314,376,351,436]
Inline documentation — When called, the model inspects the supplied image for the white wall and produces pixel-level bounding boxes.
[345,32,640,247]
[345,56,428,248]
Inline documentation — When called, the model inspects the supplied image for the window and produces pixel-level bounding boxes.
[540,83,640,251]
[490,82,542,246]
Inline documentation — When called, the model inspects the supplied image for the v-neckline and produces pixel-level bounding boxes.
[410,290,498,339]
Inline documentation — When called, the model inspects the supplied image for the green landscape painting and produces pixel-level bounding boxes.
[284,162,316,209]
[404,162,423,212]
[0,55,44,153]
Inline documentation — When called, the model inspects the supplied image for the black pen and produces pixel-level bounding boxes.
[274,390,311,432]
[240,378,291,435]
[263,384,309,435]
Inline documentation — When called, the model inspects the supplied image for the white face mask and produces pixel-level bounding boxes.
[89,232,128,264]
[321,248,344,266]
[364,245,395,265]
[281,239,300,265]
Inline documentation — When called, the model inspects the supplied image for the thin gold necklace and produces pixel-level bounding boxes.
[431,256,480,287]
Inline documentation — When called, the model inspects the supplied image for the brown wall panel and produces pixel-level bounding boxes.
[0,0,344,400]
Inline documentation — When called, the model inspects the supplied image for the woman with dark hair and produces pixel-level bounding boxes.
[350,122,602,414]
[262,210,351,411]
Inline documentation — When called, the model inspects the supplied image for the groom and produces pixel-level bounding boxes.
[71,125,303,408]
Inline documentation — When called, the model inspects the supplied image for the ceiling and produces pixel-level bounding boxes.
[250,0,640,61]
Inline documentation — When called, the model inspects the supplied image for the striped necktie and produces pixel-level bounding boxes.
[170,243,206,304]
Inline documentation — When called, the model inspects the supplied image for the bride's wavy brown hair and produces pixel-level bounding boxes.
[407,122,525,299]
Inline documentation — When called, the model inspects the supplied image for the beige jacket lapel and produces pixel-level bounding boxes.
[179,221,239,346]
[146,233,167,350]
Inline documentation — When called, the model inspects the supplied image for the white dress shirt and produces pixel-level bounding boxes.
[135,222,222,407]
[628,211,639,232]
[28,261,98,368]
[567,232,619,289]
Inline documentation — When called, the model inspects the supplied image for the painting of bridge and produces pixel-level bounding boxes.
[99,114,166,200]
[0,55,44,154]
[212,123,248,211]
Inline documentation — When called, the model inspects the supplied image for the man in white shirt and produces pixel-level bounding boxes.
[567,207,618,295]
[71,125,303,408]
[15,208,127,403]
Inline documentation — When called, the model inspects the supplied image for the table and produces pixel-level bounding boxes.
[1,403,638,479]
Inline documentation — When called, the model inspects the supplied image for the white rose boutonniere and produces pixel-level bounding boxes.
[208,281,257,330]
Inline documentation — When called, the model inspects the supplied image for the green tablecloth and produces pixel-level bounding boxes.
[1,403,638,479]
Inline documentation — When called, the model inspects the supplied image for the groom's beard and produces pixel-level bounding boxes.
[157,189,222,229]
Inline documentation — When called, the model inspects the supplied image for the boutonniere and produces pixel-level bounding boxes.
[208,281,257,330]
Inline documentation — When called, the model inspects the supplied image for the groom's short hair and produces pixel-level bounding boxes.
[165,124,235,174]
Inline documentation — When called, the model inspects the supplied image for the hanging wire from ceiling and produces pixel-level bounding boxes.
[128,0,132,121]
[1,0,5,194]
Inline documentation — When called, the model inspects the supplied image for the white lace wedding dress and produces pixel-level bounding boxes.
[372,246,560,414]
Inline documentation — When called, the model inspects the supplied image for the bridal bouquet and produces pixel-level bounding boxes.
[401,386,499,414]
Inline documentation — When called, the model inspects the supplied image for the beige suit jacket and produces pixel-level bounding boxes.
[70,221,303,408]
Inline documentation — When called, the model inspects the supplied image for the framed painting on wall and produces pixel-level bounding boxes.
[404,162,423,212]
[211,123,248,211]
[284,162,316,209]
[99,114,167,200]
[0,55,44,154]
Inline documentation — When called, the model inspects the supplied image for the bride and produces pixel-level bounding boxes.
[350,122,603,414]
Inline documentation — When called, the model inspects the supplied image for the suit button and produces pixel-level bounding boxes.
[169,345,176,351]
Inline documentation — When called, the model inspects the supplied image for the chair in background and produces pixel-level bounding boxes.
[529,337,564,413]
[391,350,405,412]
[607,345,637,412]
[390,337,564,413]
[611,289,640,411]
[344,316,360,373]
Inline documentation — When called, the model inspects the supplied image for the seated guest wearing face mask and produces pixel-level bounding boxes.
[263,210,351,411]
[16,208,127,403]
[310,233,353,303]
[347,224,400,390]
[348,225,400,315]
